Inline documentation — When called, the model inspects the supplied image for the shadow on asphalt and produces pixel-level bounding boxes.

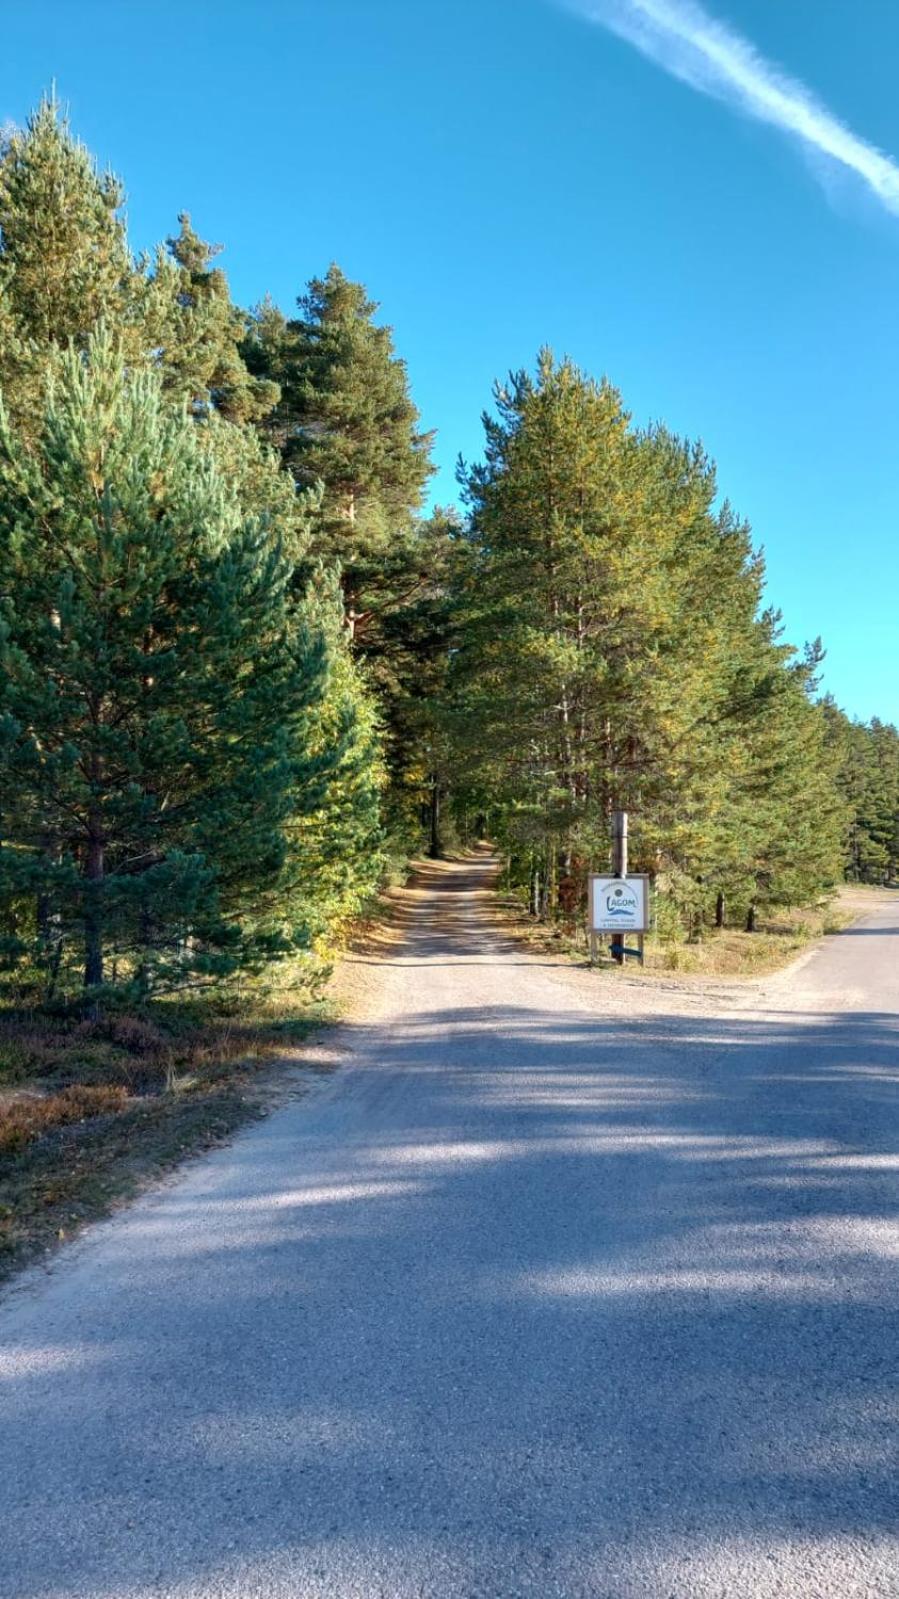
[3,854,898,1596]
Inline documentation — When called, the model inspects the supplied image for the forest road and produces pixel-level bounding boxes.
[1,853,898,1599]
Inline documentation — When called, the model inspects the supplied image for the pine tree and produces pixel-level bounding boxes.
[711,635,846,924]
[156,214,279,425]
[356,506,458,851]
[823,702,899,883]
[453,354,728,872]
[245,263,434,640]
[0,333,328,999]
[0,100,276,439]
[280,571,387,946]
[0,96,142,436]
[865,720,899,881]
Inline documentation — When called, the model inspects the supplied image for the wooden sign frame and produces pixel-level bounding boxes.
[588,873,650,967]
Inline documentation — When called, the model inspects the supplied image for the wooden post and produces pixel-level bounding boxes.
[612,810,629,877]
[611,810,627,965]
[428,776,442,859]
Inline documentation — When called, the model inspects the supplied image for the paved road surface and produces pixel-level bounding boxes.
[2,857,898,1598]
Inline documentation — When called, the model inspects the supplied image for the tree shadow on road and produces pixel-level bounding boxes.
[2,998,898,1598]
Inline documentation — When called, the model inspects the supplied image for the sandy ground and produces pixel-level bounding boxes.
[1,853,897,1598]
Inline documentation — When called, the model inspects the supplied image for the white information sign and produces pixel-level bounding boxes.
[589,874,649,934]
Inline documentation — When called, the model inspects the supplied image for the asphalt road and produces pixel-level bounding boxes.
[2,856,898,1598]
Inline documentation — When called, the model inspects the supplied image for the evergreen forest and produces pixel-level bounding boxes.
[1,100,897,1008]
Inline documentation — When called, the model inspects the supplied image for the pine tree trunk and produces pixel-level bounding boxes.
[136,900,151,1000]
[539,848,550,921]
[37,886,51,946]
[34,838,65,1000]
[46,936,64,1005]
[342,490,359,640]
[344,586,358,643]
[84,827,104,991]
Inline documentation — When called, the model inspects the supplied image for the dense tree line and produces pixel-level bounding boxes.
[446,354,853,931]
[0,100,392,999]
[0,99,894,1003]
[823,705,899,885]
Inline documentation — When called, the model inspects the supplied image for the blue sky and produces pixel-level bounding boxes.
[2,0,897,721]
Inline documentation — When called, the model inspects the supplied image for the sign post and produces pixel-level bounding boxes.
[588,812,649,966]
[611,810,628,965]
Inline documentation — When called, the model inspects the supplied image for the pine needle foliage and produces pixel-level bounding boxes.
[0,333,328,1000]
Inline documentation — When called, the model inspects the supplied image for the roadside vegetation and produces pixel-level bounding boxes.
[493,876,869,979]
[0,99,897,1277]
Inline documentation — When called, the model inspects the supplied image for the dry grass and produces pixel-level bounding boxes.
[0,1084,129,1155]
[0,990,331,1284]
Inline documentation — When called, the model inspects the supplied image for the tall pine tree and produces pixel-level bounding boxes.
[0,333,328,998]
[0,96,142,437]
[245,264,434,641]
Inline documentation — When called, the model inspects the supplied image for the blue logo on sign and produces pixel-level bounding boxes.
[605,886,636,918]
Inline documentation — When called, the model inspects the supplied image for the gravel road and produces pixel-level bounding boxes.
[2,855,898,1598]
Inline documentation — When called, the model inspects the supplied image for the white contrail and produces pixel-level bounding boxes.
[564,0,899,215]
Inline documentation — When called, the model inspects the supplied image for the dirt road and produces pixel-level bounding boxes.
[1,855,897,1597]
